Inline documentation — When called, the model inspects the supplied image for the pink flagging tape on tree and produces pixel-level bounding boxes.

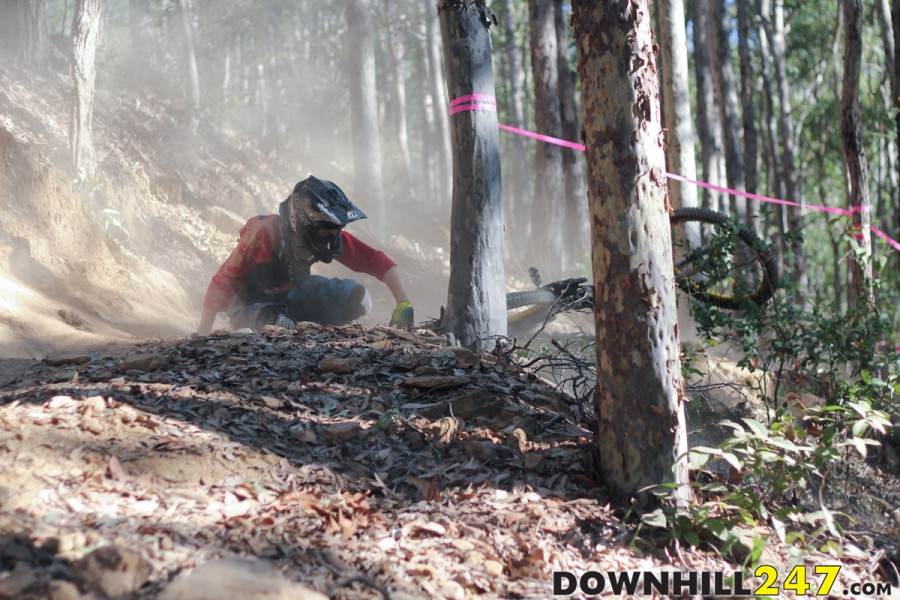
[449,94,497,107]
[449,94,497,115]
[450,102,497,115]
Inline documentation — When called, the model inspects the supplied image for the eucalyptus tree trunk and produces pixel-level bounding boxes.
[70,0,101,178]
[572,0,689,508]
[710,0,748,225]
[736,0,759,215]
[528,0,566,277]
[427,0,452,210]
[691,0,726,212]
[415,11,439,204]
[501,0,531,242]
[841,0,873,307]
[2,0,49,70]
[385,0,413,195]
[438,0,506,350]
[758,0,786,262]
[554,0,587,265]
[873,0,900,243]
[345,0,385,231]
[176,0,201,132]
[888,0,900,256]
[881,0,897,102]
[767,0,808,298]
[657,0,698,214]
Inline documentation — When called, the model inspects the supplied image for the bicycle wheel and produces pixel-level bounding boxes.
[507,288,558,310]
[669,207,779,309]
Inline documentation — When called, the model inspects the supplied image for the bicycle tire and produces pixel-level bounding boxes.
[669,206,779,309]
[507,288,558,310]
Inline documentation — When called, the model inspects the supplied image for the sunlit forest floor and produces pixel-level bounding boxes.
[0,43,897,599]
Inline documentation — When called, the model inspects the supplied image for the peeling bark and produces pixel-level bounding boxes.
[572,0,689,507]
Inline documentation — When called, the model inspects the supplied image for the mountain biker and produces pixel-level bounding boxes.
[196,175,413,335]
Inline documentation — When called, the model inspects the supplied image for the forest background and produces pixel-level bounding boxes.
[3,0,900,322]
[0,0,899,597]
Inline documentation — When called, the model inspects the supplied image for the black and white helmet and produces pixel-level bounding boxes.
[279,176,367,262]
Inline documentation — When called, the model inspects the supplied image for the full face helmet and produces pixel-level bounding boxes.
[279,176,367,263]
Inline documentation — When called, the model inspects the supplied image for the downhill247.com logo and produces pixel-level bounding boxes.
[553,566,892,597]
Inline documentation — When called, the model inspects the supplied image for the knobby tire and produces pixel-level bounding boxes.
[669,206,779,309]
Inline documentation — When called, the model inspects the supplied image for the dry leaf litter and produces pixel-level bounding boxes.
[0,324,888,599]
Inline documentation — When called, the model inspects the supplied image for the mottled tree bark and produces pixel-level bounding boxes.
[572,0,690,507]
[345,0,385,231]
[841,0,873,307]
[70,0,101,178]
[438,0,506,350]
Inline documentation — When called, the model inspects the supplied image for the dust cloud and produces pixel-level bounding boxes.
[0,2,591,360]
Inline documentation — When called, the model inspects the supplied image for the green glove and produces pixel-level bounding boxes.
[390,300,414,330]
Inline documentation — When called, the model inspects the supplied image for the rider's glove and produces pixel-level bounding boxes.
[275,314,296,329]
[389,300,414,330]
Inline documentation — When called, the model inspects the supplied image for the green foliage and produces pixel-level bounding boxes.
[643,400,890,561]
[662,219,899,560]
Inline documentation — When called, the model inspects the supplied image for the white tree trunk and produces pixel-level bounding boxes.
[70,0,101,178]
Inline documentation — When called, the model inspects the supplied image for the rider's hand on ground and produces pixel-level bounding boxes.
[390,300,414,330]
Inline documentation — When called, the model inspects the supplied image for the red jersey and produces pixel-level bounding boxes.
[203,215,396,312]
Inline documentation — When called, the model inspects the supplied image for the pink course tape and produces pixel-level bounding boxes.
[447,96,900,252]
[664,172,860,216]
[498,124,588,152]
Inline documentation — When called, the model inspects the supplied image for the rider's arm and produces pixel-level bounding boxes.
[381,266,410,304]
[197,306,217,336]
[335,232,397,280]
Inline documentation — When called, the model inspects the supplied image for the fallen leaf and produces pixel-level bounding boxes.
[318,356,361,374]
[321,422,362,442]
[402,520,447,537]
[289,424,318,443]
[107,455,128,482]
[402,375,470,390]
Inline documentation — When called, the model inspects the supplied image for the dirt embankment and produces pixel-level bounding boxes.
[0,50,263,359]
